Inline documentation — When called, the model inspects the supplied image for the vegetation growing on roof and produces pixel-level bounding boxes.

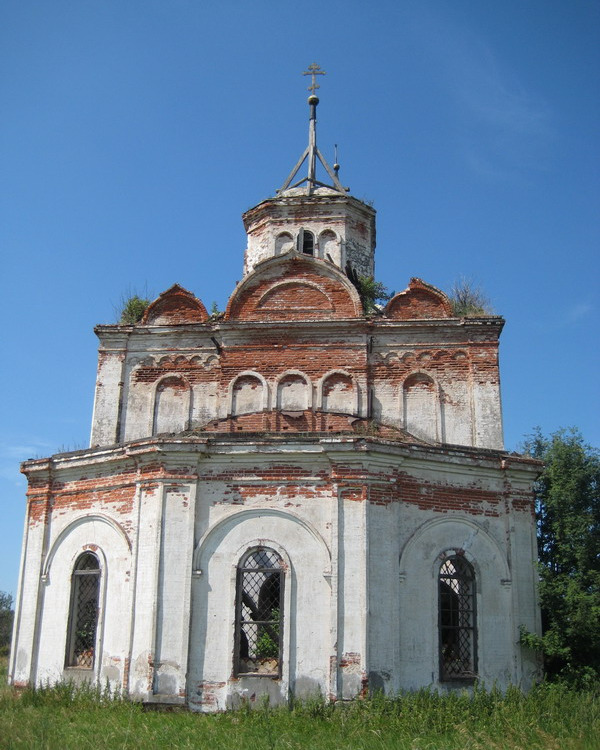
[357,276,394,313]
[118,295,151,324]
[448,277,493,317]
[345,264,393,314]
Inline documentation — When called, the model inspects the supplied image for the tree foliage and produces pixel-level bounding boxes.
[0,591,14,655]
[520,428,600,685]
[448,277,493,317]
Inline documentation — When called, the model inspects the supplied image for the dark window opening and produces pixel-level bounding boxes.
[302,231,315,256]
[439,556,477,681]
[234,547,284,677]
[66,552,100,668]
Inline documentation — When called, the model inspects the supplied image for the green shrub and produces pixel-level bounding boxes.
[119,295,150,324]
[449,277,493,316]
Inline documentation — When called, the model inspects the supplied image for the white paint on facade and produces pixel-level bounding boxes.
[10,97,541,709]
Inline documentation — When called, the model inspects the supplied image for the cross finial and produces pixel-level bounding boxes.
[303,63,326,95]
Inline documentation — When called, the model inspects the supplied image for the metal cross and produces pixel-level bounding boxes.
[303,63,326,94]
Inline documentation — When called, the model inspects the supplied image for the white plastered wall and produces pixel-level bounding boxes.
[187,507,333,711]
[32,515,132,688]
[390,515,519,691]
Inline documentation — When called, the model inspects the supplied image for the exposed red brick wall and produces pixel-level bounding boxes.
[201,410,365,433]
[385,278,452,320]
[225,260,361,321]
[134,355,218,385]
[257,281,333,312]
[22,438,535,543]
[371,345,499,389]
[143,284,208,325]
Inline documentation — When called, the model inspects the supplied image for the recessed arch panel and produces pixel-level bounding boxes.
[402,372,439,442]
[276,371,311,411]
[153,375,192,434]
[230,372,267,416]
[320,371,358,414]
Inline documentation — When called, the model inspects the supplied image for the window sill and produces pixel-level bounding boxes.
[64,666,94,671]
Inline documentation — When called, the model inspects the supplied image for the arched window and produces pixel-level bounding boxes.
[300,230,315,256]
[65,552,100,668]
[234,547,284,677]
[439,556,477,681]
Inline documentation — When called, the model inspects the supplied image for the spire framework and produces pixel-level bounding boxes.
[278,64,348,196]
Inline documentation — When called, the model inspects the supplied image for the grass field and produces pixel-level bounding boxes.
[1,658,598,750]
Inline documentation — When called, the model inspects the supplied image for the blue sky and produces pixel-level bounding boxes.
[1,0,598,597]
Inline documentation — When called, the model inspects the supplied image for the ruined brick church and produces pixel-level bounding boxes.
[9,67,541,709]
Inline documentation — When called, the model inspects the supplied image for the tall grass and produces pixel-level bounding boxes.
[1,658,597,750]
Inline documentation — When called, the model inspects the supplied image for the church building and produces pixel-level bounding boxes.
[9,67,541,709]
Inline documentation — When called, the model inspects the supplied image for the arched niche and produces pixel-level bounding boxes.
[318,229,338,263]
[276,372,311,411]
[153,375,192,434]
[402,372,440,442]
[275,232,294,256]
[320,371,357,414]
[231,373,267,416]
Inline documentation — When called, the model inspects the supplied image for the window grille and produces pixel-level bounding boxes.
[234,547,284,677]
[65,552,100,668]
[439,556,477,681]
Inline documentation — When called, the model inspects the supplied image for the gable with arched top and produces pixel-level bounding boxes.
[401,371,442,443]
[224,255,363,322]
[152,374,192,434]
[142,284,208,325]
[318,370,359,414]
[229,371,269,416]
[385,278,452,320]
[275,370,312,411]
